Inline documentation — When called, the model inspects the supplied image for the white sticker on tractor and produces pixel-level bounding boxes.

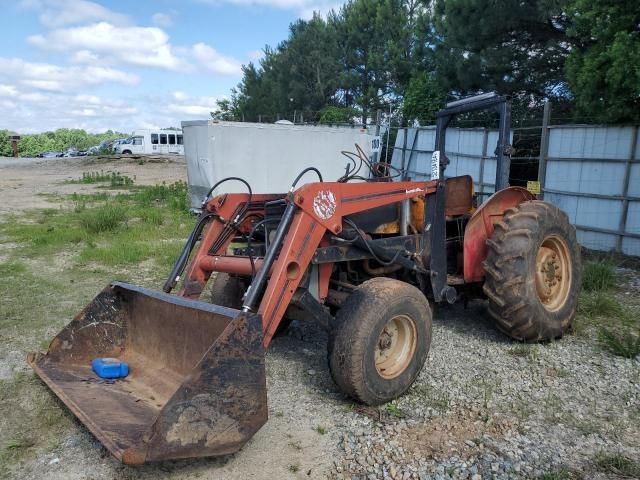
[431,151,440,180]
[313,190,337,220]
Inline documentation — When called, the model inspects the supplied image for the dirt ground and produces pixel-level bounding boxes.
[0,156,638,480]
[0,155,338,480]
[0,156,187,214]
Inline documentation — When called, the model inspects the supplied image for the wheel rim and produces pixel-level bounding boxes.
[535,235,572,312]
[374,314,417,379]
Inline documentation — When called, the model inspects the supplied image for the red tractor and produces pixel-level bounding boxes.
[29,93,581,464]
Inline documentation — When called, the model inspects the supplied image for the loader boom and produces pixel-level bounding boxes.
[179,180,437,346]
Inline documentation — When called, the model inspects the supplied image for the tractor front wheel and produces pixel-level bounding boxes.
[328,278,432,405]
[209,272,245,308]
[483,200,581,342]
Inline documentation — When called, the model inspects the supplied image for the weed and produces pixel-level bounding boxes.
[508,343,538,360]
[140,209,164,226]
[540,467,571,480]
[545,367,570,378]
[384,402,405,418]
[582,260,616,291]
[578,291,623,319]
[69,171,134,188]
[288,464,300,473]
[598,327,640,359]
[288,441,302,451]
[79,204,128,233]
[593,451,640,478]
[314,425,327,435]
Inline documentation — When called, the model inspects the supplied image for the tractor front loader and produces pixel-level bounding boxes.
[29,93,581,464]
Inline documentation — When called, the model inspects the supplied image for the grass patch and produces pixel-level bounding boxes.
[79,203,128,233]
[540,468,571,480]
[313,425,327,435]
[0,181,192,267]
[507,343,538,360]
[577,291,623,319]
[384,402,405,418]
[598,327,640,359]
[593,451,640,478]
[68,170,134,188]
[582,260,617,292]
[0,373,73,469]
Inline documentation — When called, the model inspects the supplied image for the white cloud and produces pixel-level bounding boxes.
[18,0,129,28]
[0,84,18,97]
[0,88,224,134]
[28,22,242,75]
[0,57,140,92]
[168,92,222,116]
[71,50,102,65]
[0,90,142,133]
[28,22,185,71]
[196,0,343,18]
[152,12,174,27]
[190,43,243,75]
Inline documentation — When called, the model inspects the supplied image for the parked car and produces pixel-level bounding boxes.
[111,138,129,152]
[63,148,79,157]
[38,151,63,158]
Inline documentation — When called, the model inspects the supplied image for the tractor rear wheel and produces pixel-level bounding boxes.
[483,200,581,342]
[328,278,432,405]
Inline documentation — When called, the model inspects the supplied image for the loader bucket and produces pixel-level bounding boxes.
[27,281,267,464]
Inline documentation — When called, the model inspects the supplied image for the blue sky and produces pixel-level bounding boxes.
[0,0,342,133]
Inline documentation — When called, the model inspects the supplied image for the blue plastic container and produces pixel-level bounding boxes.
[91,358,129,379]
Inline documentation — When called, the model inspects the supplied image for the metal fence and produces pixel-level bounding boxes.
[389,117,640,257]
[541,125,639,256]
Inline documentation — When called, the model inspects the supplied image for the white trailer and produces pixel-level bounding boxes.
[114,129,184,155]
[181,120,375,210]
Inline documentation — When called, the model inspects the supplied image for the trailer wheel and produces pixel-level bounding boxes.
[483,200,581,342]
[328,278,432,406]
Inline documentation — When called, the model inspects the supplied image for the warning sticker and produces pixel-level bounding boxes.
[527,181,541,194]
[431,151,440,180]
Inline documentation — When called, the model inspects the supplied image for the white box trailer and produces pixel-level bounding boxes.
[181,120,375,210]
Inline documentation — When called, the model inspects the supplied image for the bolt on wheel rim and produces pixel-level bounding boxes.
[535,235,572,312]
[374,314,417,379]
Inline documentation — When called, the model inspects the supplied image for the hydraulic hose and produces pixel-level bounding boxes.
[163,212,215,293]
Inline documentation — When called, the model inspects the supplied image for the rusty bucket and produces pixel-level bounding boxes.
[27,281,267,464]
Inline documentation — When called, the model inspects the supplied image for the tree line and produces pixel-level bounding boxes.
[215,0,639,125]
[0,129,125,157]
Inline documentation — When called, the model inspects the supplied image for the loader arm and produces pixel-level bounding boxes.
[181,181,437,346]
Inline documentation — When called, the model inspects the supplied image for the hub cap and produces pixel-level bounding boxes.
[374,315,417,379]
[535,235,571,312]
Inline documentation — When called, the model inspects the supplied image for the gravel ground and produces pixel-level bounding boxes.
[7,262,640,480]
[2,156,638,479]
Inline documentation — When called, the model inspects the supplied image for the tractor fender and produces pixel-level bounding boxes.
[463,187,535,283]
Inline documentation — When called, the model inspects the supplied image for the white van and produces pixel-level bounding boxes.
[114,129,184,155]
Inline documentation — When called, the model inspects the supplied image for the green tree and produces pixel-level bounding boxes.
[319,105,359,124]
[565,0,640,123]
[402,72,447,124]
[0,130,12,157]
[434,0,571,101]
[332,0,422,122]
